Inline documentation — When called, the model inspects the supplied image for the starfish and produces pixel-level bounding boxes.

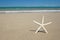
[33,16,52,34]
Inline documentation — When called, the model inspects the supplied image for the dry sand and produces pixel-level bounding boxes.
[0,12,60,40]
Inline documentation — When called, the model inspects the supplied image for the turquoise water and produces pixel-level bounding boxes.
[0,7,60,11]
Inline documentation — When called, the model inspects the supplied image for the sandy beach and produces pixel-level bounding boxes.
[0,12,60,40]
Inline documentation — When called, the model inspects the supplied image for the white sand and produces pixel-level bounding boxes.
[0,12,60,40]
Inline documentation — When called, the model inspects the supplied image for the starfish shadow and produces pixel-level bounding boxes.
[29,29,46,33]
[38,30,46,33]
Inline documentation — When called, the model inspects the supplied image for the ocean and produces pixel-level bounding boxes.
[0,7,60,13]
[0,7,60,11]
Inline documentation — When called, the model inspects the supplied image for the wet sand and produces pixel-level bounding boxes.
[0,12,60,40]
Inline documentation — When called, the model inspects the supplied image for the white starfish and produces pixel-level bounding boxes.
[33,16,52,34]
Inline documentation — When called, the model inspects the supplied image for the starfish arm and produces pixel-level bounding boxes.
[33,20,41,25]
[35,26,41,33]
[44,22,52,25]
[42,25,48,33]
[42,16,44,24]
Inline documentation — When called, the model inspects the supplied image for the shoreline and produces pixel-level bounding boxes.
[0,10,60,13]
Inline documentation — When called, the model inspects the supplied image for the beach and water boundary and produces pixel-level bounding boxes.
[0,7,60,40]
[0,7,60,13]
[0,10,60,13]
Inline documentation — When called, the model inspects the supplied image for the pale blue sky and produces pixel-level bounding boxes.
[0,0,60,7]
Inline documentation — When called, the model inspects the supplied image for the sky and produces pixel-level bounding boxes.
[0,0,60,7]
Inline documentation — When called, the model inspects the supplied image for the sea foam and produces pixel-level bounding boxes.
[0,10,60,13]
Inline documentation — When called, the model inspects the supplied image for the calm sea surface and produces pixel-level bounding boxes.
[0,7,60,11]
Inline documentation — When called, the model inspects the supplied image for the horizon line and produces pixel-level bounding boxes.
[0,6,60,8]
